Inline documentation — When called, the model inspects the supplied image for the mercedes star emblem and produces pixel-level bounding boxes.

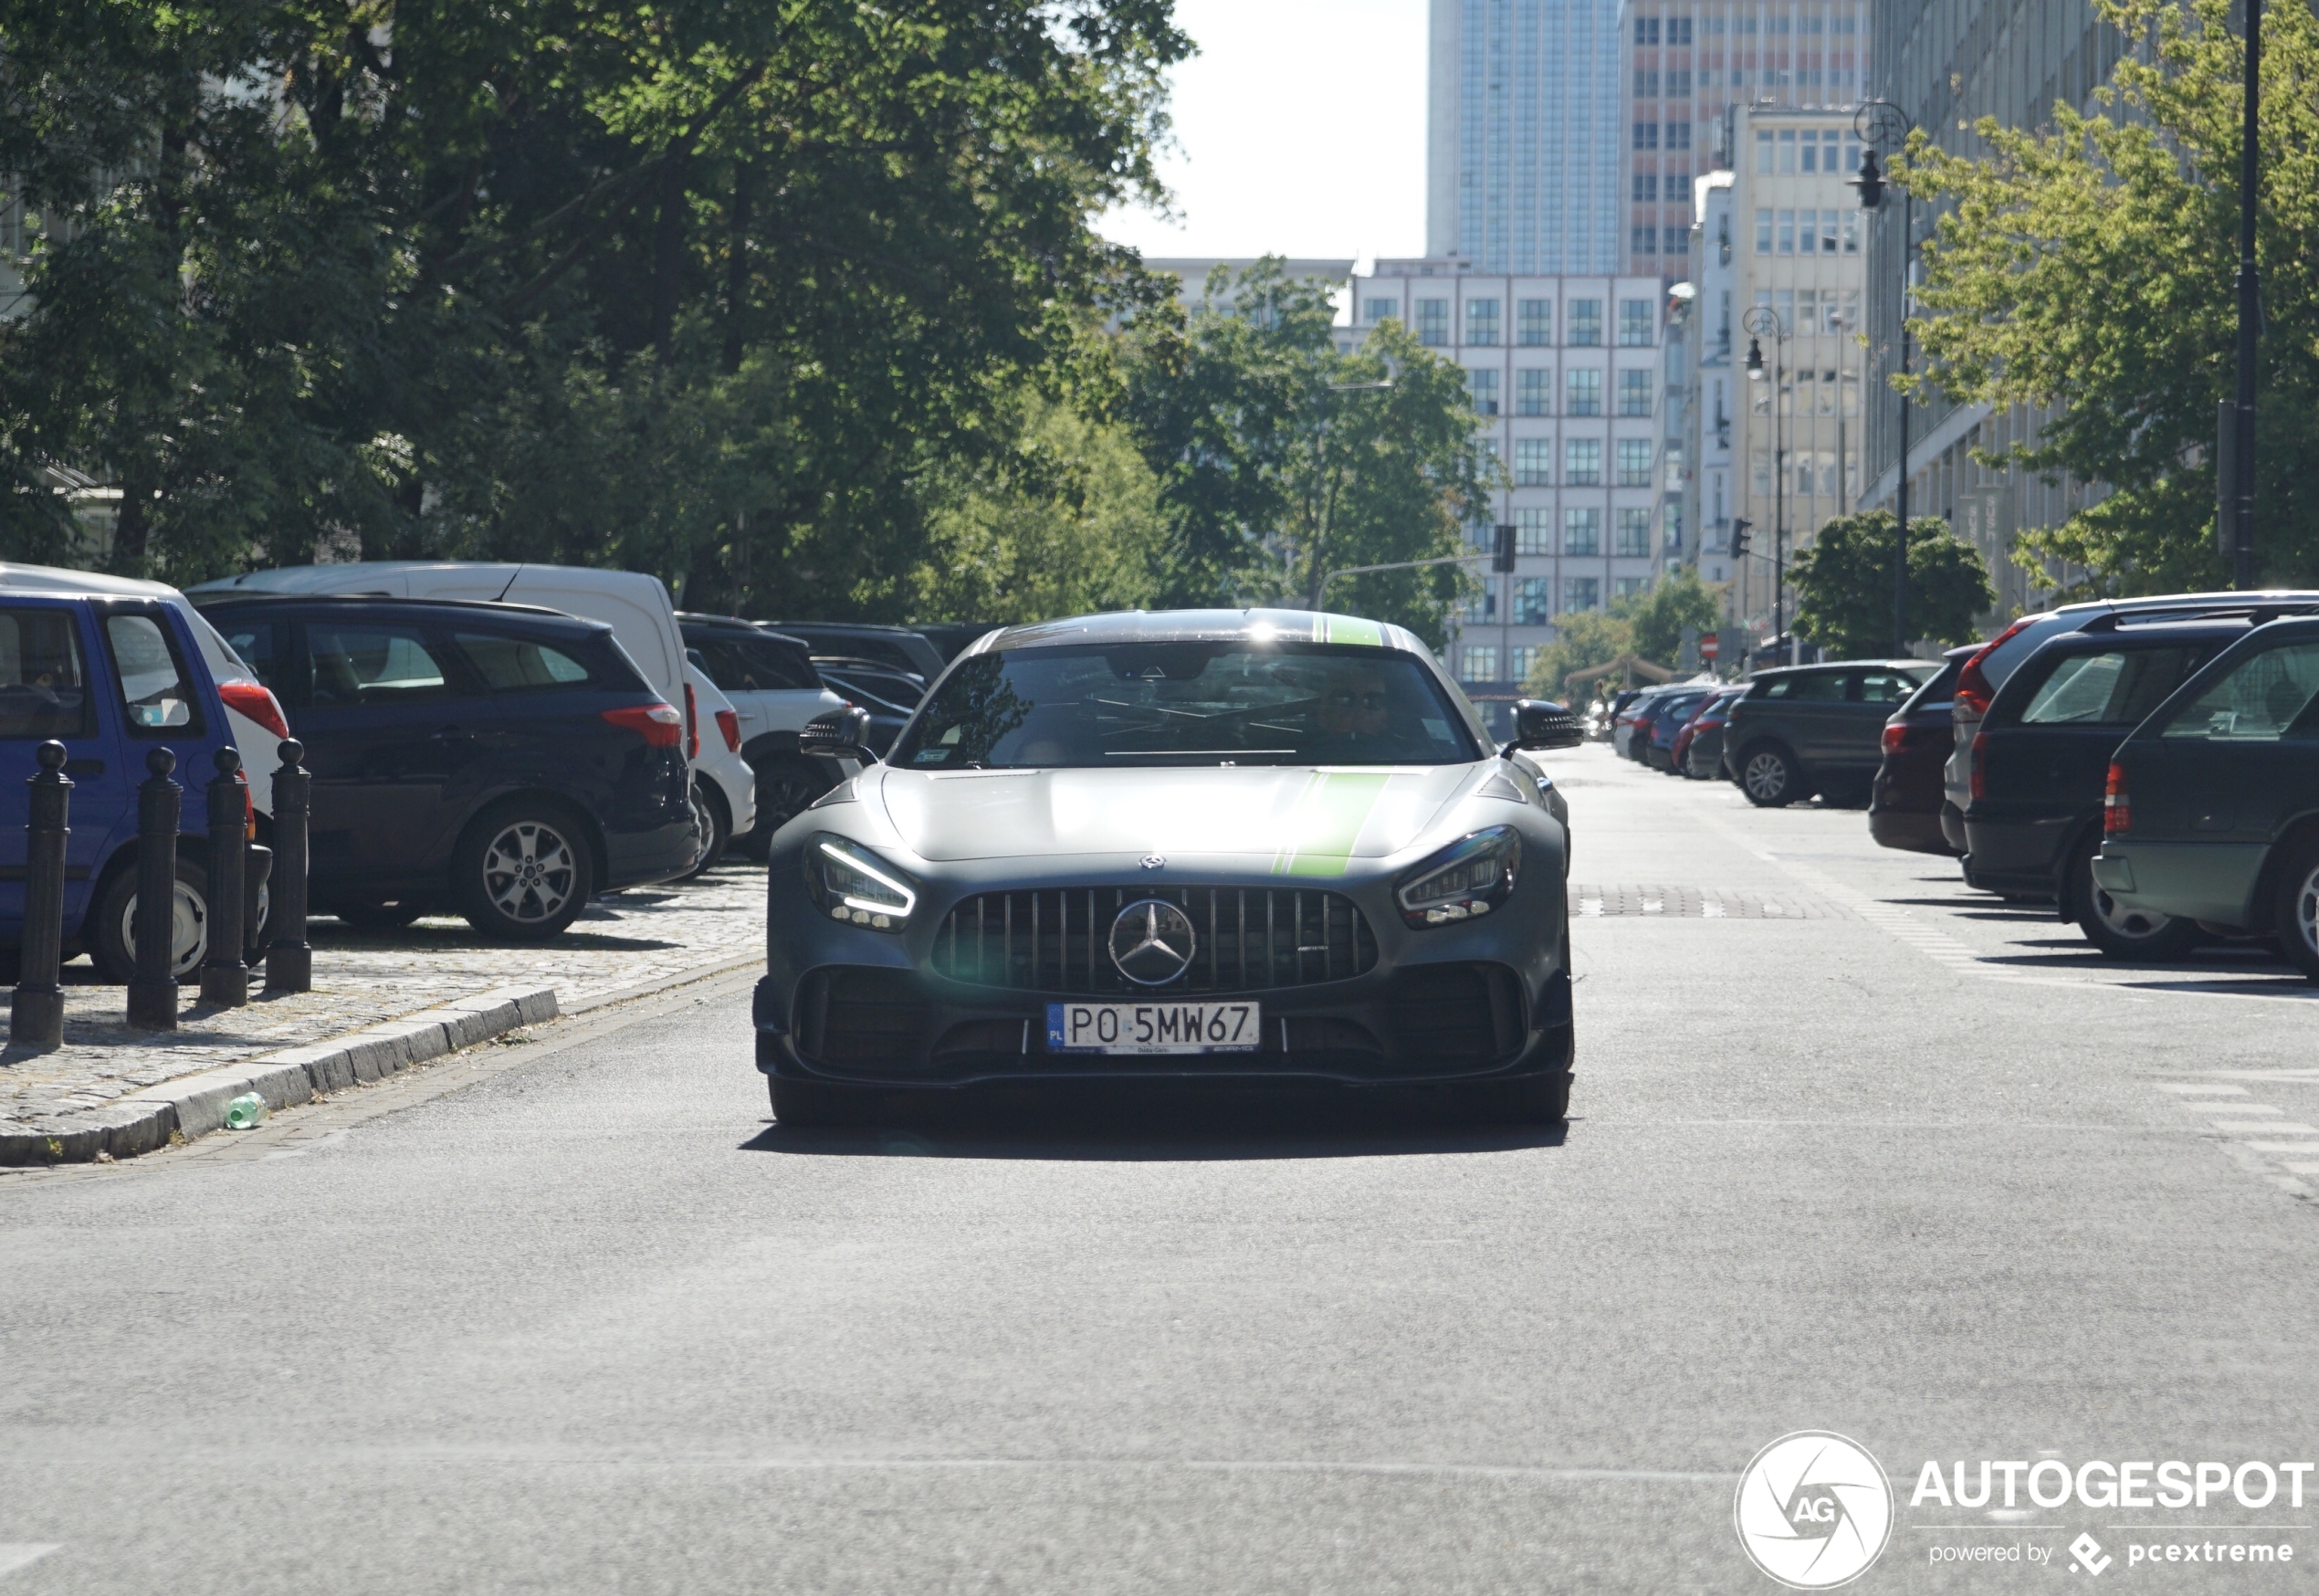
[1139,855,1166,870]
[1108,898,1197,985]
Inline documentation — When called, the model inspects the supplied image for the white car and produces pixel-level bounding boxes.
[677,614,848,843]
[681,662,756,877]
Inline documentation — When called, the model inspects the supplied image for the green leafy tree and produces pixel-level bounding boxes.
[1120,260,1495,646]
[1623,567,1724,666]
[1521,610,1634,699]
[1790,511,1993,657]
[1894,0,2319,593]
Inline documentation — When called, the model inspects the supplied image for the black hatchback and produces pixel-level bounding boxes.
[197,596,696,939]
[1963,616,2263,955]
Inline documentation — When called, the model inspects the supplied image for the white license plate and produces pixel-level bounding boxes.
[1045,1001,1262,1055]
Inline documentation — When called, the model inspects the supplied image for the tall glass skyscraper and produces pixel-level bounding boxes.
[1427,0,1622,275]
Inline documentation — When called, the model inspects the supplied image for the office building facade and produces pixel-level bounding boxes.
[1347,261,1671,725]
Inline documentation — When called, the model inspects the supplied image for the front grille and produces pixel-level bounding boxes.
[930,887,1380,995]
[1382,964,1520,1066]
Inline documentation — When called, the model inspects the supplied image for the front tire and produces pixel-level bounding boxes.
[2273,837,2319,982]
[2071,847,2200,961]
[1739,745,1800,808]
[93,857,210,984]
[677,780,729,881]
[453,801,593,941]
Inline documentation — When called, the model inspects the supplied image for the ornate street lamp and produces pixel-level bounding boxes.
[1743,305,1789,661]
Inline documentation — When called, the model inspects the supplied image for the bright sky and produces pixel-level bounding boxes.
[1097,0,1430,266]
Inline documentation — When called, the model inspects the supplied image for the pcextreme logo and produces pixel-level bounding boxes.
[1735,1431,1895,1590]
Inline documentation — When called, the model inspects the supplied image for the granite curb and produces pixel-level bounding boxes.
[0,984,559,1167]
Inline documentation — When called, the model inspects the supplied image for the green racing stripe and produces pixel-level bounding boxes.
[1322,614,1386,647]
[1270,772,1392,877]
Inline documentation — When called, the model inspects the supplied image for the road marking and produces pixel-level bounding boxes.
[0,1547,58,1580]
[2156,1083,2251,1096]
[2212,1121,2319,1134]
[2240,1141,2319,1155]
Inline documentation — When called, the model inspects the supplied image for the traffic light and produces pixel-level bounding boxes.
[1493,523,1516,573]
[1731,517,1752,559]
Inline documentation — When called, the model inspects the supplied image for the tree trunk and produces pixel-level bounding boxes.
[652,152,690,363]
[722,164,750,375]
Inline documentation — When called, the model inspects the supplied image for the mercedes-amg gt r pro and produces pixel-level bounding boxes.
[753,610,1586,1126]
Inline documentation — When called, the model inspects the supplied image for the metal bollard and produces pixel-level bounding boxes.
[244,841,272,966]
[10,740,73,1049]
[265,739,311,993]
[198,746,247,1008]
[126,747,182,1031]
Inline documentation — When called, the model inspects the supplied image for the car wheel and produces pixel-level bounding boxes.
[677,780,729,882]
[453,802,594,941]
[1739,746,1800,807]
[769,1074,876,1128]
[2070,848,2200,961]
[93,857,210,984]
[335,902,425,930]
[2273,837,2319,982]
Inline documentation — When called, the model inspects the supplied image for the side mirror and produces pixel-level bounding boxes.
[800,705,874,761]
[1509,698,1585,752]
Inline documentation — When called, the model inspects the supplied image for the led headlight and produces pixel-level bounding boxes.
[803,833,918,931]
[1395,825,1521,929]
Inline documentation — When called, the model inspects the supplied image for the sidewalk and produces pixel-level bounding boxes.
[0,863,764,1164]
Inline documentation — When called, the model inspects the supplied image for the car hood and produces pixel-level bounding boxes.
[870,764,1482,866]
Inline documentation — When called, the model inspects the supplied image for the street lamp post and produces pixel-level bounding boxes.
[2229,0,2262,590]
[1852,99,1916,655]
[1743,305,1789,664]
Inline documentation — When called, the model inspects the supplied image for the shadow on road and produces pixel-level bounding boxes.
[740,1085,1571,1161]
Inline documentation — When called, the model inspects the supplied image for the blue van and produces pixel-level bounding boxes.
[0,581,250,983]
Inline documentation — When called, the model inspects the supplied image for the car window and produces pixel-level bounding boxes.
[455,632,594,691]
[894,643,1484,769]
[2019,647,2198,727]
[219,622,282,690]
[104,613,202,734]
[1762,672,1846,700]
[1854,671,1915,705]
[689,635,821,693]
[0,607,93,739]
[2158,640,2319,742]
[306,624,459,707]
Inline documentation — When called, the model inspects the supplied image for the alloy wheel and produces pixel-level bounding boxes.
[115,879,208,980]
[2297,864,2319,961]
[481,820,579,924]
[1743,751,1788,803]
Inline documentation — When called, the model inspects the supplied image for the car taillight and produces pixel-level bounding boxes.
[601,702,684,748]
[217,679,290,741]
[1969,730,1988,802]
[1955,618,2031,718]
[684,683,699,759]
[1883,723,1908,756]
[715,709,740,753]
[2104,761,2131,835]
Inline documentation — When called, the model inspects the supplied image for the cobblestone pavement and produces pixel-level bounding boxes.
[0,861,765,1138]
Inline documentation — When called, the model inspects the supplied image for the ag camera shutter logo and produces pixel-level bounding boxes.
[1734,1431,1894,1589]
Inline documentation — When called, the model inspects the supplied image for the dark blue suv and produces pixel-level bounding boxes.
[0,583,248,983]
[196,595,696,939]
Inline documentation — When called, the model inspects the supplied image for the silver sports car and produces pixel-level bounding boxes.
[753,609,1584,1126]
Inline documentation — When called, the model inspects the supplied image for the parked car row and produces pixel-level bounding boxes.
[1,557,975,982]
[1862,590,2319,979]
[1613,660,1940,805]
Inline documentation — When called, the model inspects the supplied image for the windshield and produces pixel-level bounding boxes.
[892,642,1484,769]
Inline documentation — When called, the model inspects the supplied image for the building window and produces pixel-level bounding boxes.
[1757,130,1775,173]
[1632,173,1659,204]
[1666,68,1693,96]
[1464,587,1497,623]
[1415,299,1450,346]
[1563,510,1602,558]
[1618,370,1654,415]
[1632,225,1659,257]
[1663,226,1690,256]
[1364,297,1399,323]
[1664,501,1684,549]
[1751,450,1771,493]
[1778,209,1796,253]
[1565,576,1601,611]
[1614,576,1649,600]
[1466,368,1499,415]
[1755,208,1773,253]
[1632,121,1660,151]
[1779,129,1797,172]
[1634,68,1660,99]
[1842,211,1861,253]
[1465,298,1500,345]
[1516,369,1552,415]
[1617,438,1654,486]
[1567,300,1603,345]
[1516,508,1555,553]
[1619,300,1655,346]
[1516,299,1552,344]
[1565,440,1604,488]
[1634,16,1661,44]
[1507,646,1537,684]
[1616,508,1653,556]
[1460,646,1499,683]
[1514,438,1553,485]
[1514,579,1552,625]
[1567,369,1603,415]
[1668,16,1692,44]
[1667,121,1691,151]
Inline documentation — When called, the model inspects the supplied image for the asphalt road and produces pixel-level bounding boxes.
[5,743,2317,1593]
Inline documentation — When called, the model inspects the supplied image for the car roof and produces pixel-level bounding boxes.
[964,609,1431,656]
[2041,616,2263,650]
[0,560,186,603]
[1749,658,1924,678]
[195,593,607,632]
